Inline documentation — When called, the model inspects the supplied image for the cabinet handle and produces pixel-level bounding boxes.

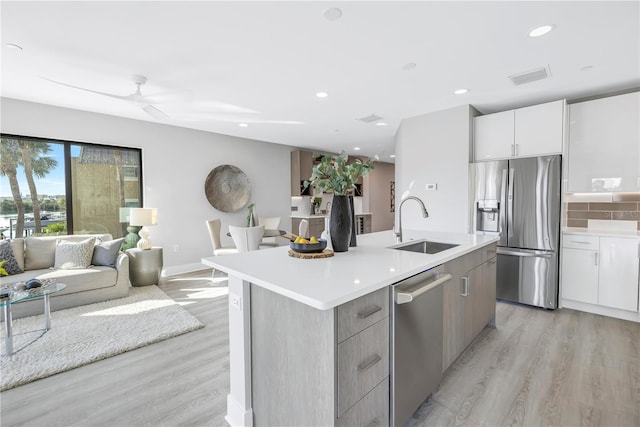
[366,418,381,427]
[461,276,470,297]
[357,305,382,319]
[570,241,591,245]
[594,252,598,266]
[511,144,515,157]
[358,354,382,372]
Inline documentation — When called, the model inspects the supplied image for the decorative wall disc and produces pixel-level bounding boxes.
[204,165,251,212]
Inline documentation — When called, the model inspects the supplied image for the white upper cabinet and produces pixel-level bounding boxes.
[514,100,565,158]
[567,92,640,192]
[473,100,564,161]
[473,110,514,160]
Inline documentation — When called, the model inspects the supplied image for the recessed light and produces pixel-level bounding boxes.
[454,88,468,95]
[6,43,22,51]
[390,154,396,158]
[354,279,360,284]
[316,91,329,98]
[354,147,361,151]
[375,122,388,126]
[529,24,555,38]
[238,123,248,128]
[323,8,342,21]
[402,62,417,71]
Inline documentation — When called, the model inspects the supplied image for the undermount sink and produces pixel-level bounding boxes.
[391,240,459,254]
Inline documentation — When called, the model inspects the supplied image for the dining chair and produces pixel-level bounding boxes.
[258,216,281,248]
[206,219,238,278]
[298,219,309,238]
[229,225,265,252]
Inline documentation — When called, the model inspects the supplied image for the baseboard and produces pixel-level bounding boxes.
[226,394,253,427]
[561,298,640,323]
[162,262,210,278]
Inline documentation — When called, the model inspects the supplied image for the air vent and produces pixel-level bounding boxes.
[508,67,550,85]
[357,114,383,123]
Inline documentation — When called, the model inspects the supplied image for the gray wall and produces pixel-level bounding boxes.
[1,97,294,276]
[395,104,478,233]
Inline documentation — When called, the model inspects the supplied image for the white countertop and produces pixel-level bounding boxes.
[563,227,640,239]
[202,229,499,310]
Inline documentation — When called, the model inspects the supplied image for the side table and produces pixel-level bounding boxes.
[126,247,163,286]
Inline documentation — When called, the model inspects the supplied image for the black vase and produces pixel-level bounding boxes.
[330,195,352,252]
[349,195,357,247]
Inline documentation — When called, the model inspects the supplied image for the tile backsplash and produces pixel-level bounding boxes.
[565,193,640,230]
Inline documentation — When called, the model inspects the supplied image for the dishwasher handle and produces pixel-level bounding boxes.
[395,273,452,305]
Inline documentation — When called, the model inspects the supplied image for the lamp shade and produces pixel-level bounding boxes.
[129,208,158,227]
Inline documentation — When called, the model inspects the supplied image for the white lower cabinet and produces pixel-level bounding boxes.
[561,248,599,304]
[598,237,640,312]
[562,233,639,313]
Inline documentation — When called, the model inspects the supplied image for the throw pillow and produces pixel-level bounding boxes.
[92,237,124,267]
[54,237,96,269]
[24,237,57,270]
[0,240,23,275]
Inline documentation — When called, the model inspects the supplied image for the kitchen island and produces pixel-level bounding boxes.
[202,229,498,426]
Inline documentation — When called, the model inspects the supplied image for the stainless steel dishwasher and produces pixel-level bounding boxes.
[390,267,451,427]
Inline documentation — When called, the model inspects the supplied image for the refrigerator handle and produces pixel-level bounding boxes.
[500,168,508,235]
[507,167,515,244]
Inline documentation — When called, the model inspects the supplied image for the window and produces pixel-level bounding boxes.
[0,135,142,239]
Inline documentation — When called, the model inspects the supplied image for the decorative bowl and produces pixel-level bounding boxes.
[290,239,328,254]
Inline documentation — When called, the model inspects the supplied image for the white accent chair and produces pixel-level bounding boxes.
[206,219,238,278]
[229,225,265,252]
[298,219,309,238]
[258,216,281,248]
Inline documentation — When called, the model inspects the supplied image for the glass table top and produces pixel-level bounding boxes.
[0,282,67,307]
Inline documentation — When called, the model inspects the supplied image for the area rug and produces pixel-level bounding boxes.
[0,285,204,391]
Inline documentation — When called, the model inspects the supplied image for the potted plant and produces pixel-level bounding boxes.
[304,153,373,252]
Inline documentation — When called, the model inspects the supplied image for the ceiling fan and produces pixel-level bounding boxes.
[41,74,303,125]
[42,74,175,120]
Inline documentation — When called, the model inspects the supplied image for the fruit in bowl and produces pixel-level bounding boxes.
[290,236,327,253]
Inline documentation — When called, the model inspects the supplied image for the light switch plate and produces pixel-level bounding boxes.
[426,183,438,191]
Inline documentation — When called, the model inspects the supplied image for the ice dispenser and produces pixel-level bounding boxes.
[476,200,500,232]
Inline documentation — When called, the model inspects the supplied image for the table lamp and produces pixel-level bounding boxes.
[129,208,158,250]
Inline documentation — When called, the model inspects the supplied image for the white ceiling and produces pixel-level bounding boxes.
[1,1,639,161]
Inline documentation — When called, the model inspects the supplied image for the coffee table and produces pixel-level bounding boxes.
[1,282,67,356]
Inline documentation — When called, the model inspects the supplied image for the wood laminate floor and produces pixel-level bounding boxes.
[1,269,639,427]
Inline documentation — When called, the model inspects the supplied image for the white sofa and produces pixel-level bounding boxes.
[0,234,130,319]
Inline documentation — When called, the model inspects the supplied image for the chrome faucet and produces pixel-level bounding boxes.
[394,196,429,243]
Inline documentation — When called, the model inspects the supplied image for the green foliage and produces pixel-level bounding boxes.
[246,203,255,226]
[304,153,374,196]
[44,222,66,234]
[0,260,7,277]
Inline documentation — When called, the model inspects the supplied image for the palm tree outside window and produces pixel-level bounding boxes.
[0,135,142,239]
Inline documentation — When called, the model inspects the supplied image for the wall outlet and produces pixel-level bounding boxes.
[172,244,179,252]
[426,183,438,191]
[229,293,242,311]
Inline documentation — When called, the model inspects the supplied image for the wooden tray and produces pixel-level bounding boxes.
[288,249,334,259]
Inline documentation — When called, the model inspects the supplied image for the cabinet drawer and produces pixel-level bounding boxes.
[337,287,389,343]
[337,377,389,427]
[563,234,599,250]
[337,319,389,417]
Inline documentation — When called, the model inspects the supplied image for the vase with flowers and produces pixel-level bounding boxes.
[304,153,373,252]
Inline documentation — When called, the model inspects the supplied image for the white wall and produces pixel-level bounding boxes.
[395,105,478,233]
[1,98,294,276]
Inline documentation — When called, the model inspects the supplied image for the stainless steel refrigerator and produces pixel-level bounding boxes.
[470,155,561,309]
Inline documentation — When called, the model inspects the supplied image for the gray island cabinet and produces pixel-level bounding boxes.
[251,286,389,426]
[201,230,498,426]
